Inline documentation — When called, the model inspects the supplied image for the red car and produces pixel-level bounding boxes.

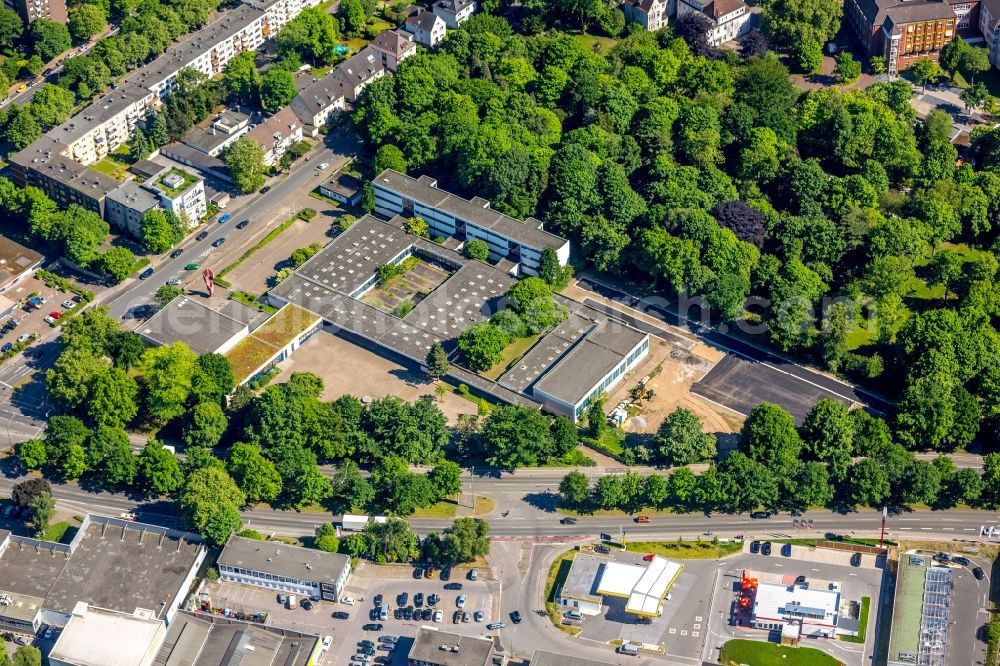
[643,553,655,562]
[49,311,62,319]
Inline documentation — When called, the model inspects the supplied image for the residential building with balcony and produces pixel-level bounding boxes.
[143,166,207,228]
[5,0,66,25]
[370,29,417,71]
[980,0,1000,66]
[8,136,119,217]
[248,107,303,167]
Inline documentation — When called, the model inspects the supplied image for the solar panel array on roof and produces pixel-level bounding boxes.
[917,567,953,666]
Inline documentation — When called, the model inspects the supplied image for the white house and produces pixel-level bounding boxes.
[370,28,417,71]
[292,74,346,136]
[331,46,386,101]
[676,0,750,45]
[404,9,446,46]
[432,0,475,28]
[621,0,668,30]
[247,107,303,167]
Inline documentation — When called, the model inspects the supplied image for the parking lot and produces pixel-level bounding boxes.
[202,563,497,666]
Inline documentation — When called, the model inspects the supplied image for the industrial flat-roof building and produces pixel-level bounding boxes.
[49,602,167,666]
[138,297,262,355]
[269,214,648,420]
[154,612,321,666]
[752,581,843,638]
[217,535,352,602]
[371,169,570,277]
[559,553,682,618]
[408,627,495,666]
[0,236,44,294]
[0,515,204,631]
[888,554,954,666]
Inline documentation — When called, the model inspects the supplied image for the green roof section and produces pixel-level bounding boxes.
[225,304,319,384]
[154,167,200,197]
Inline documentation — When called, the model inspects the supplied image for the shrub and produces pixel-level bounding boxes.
[464,239,489,261]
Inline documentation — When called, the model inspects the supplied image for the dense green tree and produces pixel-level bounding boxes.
[739,403,802,472]
[69,4,106,42]
[559,470,590,507]
[761,0,841,47]
[329,460,375,512]
[464,239,489,262]
[0,7,23,50]
[11,646,41,666]
[27,491,54,534]
[800,399,854,481]
[138,342,197,423]
[29,19,71,61]
[457,323,508,371]
[87,425,136,487]
[850,458,891,507]
[442,518,490,563]
[100,247,138,283]
[428,460,463,499]
[227,443,282,504]
[260,68,296,113]
[18,439,47,470]
[363,518,418,563]
[87,367,139,429]
[225,136,267,194]
[652,407,717,466]
[178,466,245,544]
[11,478,51,508]
[137,440,184,496]
[479,405,555,469]
[222,51,260,105]
[182,402,228,448]
[140,210,180,254]
[425,342,449,379]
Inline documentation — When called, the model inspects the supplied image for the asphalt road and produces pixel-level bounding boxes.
[106,131,356,320]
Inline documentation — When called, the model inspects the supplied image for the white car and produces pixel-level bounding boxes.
[166,277,181,286]
[342,596,356,605]
[317,162,330,170]
[43,316,55,325]
[43,627,53,639]
[61,300,73,309]
[16,334,29,343]
[321,635,333,651]
[456,595,466,608]
[433,610,443,623]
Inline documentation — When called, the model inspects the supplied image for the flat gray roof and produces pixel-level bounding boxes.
[408,627,494,666]
[0,517,203,619]
[559,553,604,604]
[532,319,647,406]
[321,171,363,198]
[10,136,120,197]
[498,312,594,393]
[155,612,318,666]
[138,297,249,355]
[0,590,44,623]
[127,4,264,92]
[42,519,203,618]
[219,536,350,584]
[107,180,160,212]
[404,262,514,343]
[372,169,568,253]
[530,651,614,666]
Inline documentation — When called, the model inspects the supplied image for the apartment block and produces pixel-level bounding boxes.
[4,0,66,25]
[621,0,668,30]
[846,0,957,75]
[676,0,750,45]
[247,107,303,167]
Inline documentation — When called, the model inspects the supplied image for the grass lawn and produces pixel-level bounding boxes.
[625,540,743,560]
[719,639,840,666]
[544,549,582,636]
[582,428,626,456]
[841,596,871,644]
[411,495,496,518]
[573,33,618,55]
[482,332,543,380]
[38,521,77,543]
[91,158,129,180]
[542,448,597,467]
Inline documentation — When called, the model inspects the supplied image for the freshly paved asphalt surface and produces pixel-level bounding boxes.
[577,278,892,418]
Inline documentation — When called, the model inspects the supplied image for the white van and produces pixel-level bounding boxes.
[618,644,639,656]
[287,595,297,609]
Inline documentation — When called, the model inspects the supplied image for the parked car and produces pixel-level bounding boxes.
[169,248,184,259]
[469,568,479,581]
[48,311,62,319]
[425,566,436,579]
[321,636,332,651]
[362,623,382,631]
[433,610,443,622]
[954,556,971,566]
[16,334,29,344]
[403,608,413,620]
[413,568,423,579]
[427,593,439,606]
[278,593,287,604]
[421,609,432,621]
[564,610,582,620]
[259,186,271,194]
[332,611,350,620]
[560,517,578,525]
[301,600,312,610]
[443,583,462,590]
[781,544,792,557]
[317,162,330,170]
[456,595,467,608]
[474,610,484,622]
[2,505,12,517]
[974,567,986,580]
[212,237,226,248]
[378,644,395,653]
[359,640,375,649]
[195,231,209,241]
[397,593,408,606]
[850,553,862,567]
[60,300,74,309]
[373,594,383,607]
[236,219,251,229]
[643,553,655,562]
[1,343,11,353]
[413,593,423,607]
[486,622,505,630]
[379,636,397,644]
[595,545,611,554]
[166,277,181,286]
[750,511,771,519]
[374,658,391,665]
[462,612,471,623]
[441,567,451,581]
[342,596,356,605]
[139,268,154,280]
[15,636,29,646]
[452,611,462,624]
[510,611,522,624]
[761,542,772,556]
[750,541,760,554]
[43,316,55,326]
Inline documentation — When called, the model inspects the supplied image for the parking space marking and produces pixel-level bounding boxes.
[680,630,688,636]
[695,616,702,622]
[693,624,700,629]
[669,628,676,634]
[692,631,699,637]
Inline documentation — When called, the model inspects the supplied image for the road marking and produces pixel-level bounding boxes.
[901,527,913,531]
[691,631,699,638]
[680,630,687,636]
[920,528,932,530]
[695,616,702,622]
[669,628,676,634]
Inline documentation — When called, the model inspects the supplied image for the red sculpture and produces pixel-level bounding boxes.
[203,268,215,297]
